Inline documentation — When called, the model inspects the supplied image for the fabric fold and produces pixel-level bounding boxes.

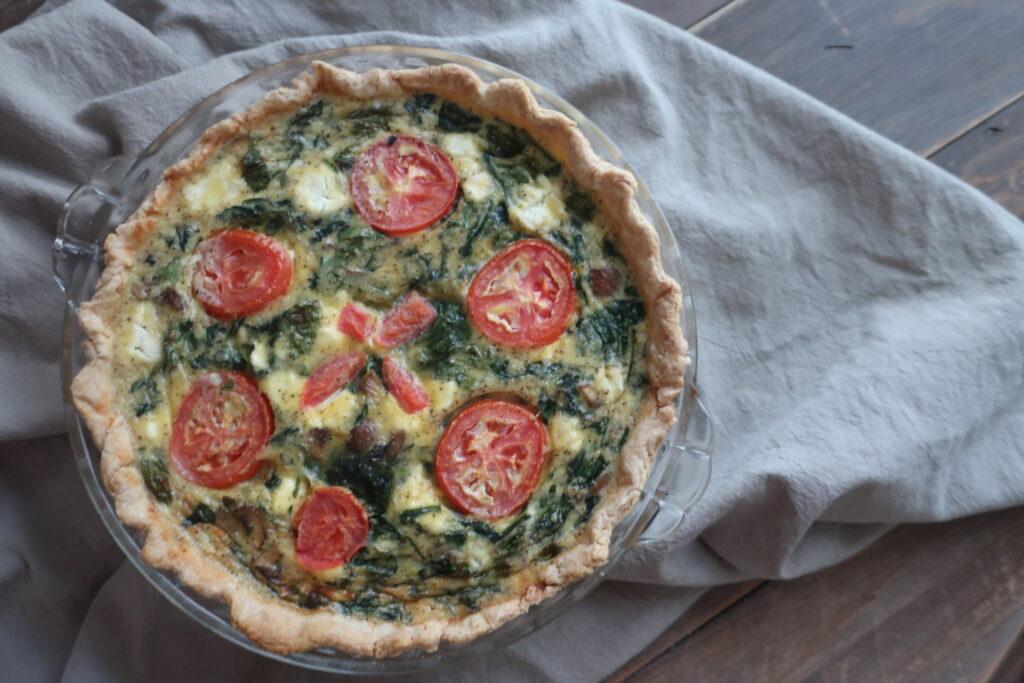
[2,0,1023,679]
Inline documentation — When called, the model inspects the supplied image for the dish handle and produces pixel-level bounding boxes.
[636,394,713,544]
[52,156,134,304]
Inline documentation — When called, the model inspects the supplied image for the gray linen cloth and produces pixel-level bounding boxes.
[3,0,1024,680]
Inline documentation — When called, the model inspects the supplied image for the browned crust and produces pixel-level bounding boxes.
[72,62,688,657]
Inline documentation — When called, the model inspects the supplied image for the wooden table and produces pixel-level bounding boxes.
[615,1,1024,680]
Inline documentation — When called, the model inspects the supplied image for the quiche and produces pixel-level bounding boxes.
[72,62,687,656]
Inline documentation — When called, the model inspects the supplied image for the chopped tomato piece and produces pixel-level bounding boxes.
[381,356,429,414]
[376,290,437,348]
[435,399,547,519]
[467,238,576,348]
[350,134,459,236]
[192,229,292,319]
[300,353,366,410]
[169,371,273,489]
[293,487,369,571]
[337,302,376,343]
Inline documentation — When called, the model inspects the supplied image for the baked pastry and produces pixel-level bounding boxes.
[72,61,687,656]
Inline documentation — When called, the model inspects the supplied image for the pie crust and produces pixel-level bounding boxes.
[72,62,688,656]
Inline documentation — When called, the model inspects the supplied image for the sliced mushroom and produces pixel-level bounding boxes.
[579,384,602,407]
[358,371,387,400]
[307,427,332,460]
[348,419,378,453]
[234,505,267,550]
[370,431,406,461]
[213,504,267,550]
[316,584,355,602]
[158,287,186,311]
[252,548,283,582]
[378,586,417,603]
[588,267,620,297]
[302,592,330,609]
[385,431,406,459]
[213,507,246,545]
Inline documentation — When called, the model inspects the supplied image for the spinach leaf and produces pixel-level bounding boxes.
[574,298,645,360]
[565,190,597,222]
[241,146,272,192]
[339,592,408,622]
[150,257,182,286]
[162,319,254,373]
[444,531,468,547]
[346,105,396,136]
[129,376,160,417]
[412,301,481,382]
[183,503,215,526]
[162,319,199,369]
[403,93,436,114]
[325,451,395,514]
[216,198,303,235]
[554,369,592,419]
[398,506,442,525]
[249,301,320,358]
[441,582,502,610]
[162,224,196,252]
[484,154,534,196]
[418,556,471,580]
[290,98,326,131]
[566,451,608,490]
[532,486,573,540]
[458,199,510,258]
[483,121,526,157]
[331,221,386,261]
[349,550,398,577]
[139,456,172,504]
[437,101,482,132]
[268,426,299,447]
[578,495,601,526]
[284,99,327,155]
[548,227,587,264]
[332,144,359,170]
[523,361,567,379]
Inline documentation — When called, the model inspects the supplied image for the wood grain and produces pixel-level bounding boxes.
[625,506,1024,682]
[605,580,764,683]
[691,0,1024,156]
[931,94,1024,220]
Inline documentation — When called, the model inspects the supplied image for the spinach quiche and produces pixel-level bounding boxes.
[73,62,687,656]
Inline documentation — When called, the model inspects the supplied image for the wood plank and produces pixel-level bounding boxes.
[931,94,1024,220]
[619,0,738,32]
[981,615,1024,683]
[692,0,1024,156]
[605,580,764,683]
[627,505,1024,682]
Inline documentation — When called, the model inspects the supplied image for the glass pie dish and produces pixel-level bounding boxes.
[52,45,712,674]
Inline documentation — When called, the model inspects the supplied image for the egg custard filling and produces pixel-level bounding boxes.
[74,63,686,655]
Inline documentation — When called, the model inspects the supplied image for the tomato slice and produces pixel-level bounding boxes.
[169,371,273,489]
[337,302,376,343]
[381,356,429,414]
[376,290,437,348]
[300,353,366,410]
[350,134,458,235]
[192,229,293,320]
[435,399,547,519]
[293,487,369,571]
[467,239,577,348]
